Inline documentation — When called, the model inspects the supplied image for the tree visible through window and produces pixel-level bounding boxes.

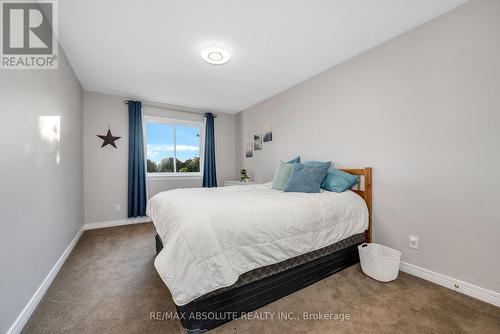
[146,120,201,174]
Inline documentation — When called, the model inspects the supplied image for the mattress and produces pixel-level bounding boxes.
[157,232,365,301]
[147,183,369,305]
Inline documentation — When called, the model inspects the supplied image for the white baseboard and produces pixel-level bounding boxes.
[400,261,500,307]
[82,216,151,230]
[7,228,84,334]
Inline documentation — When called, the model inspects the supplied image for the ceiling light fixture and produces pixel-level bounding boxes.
[201,47,230,65]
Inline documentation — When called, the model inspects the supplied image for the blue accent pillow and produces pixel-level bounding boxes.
[287,156,300,164]
[283,163,330,193]
[271,161,294,190]
[303,161,331,183]
[322,167,358,192]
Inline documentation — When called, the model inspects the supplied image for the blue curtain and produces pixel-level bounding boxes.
[127,101,147,217]
[203,113,217,187]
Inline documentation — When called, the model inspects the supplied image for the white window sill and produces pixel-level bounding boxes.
[147,173,202,181]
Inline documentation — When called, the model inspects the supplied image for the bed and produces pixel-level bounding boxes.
[147,168,372,333]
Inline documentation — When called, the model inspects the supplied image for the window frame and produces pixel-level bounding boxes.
[143,115,204,180]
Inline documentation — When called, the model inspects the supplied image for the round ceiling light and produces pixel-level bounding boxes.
[201,47,230,65]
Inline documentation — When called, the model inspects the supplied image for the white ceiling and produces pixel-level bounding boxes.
[59,0,468,113]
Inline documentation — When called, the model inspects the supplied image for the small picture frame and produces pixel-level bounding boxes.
[245,142,253,158]
[263,125,272,142]
[254,134,262,151]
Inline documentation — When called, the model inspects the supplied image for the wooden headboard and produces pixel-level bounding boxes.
[340,168,372,243]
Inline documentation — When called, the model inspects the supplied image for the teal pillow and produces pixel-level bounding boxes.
[283,163,330,193]
[287,156,300,164]
[322,167,357,192]
[272,161,294,190]
[303,161,331,183]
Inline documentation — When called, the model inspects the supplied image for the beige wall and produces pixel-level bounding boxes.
[83,91,236,224]
[237,0,500,292]
[0,50,84,332]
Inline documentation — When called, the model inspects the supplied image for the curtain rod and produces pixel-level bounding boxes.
[124,100,217,118]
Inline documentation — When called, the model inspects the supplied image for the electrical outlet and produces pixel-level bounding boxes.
[409,236,419,250]
[114,204,121,212]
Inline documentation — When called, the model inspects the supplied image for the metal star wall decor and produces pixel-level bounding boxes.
[97,126,121,148]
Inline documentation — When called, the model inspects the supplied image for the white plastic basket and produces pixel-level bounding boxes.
[358,243,401,282]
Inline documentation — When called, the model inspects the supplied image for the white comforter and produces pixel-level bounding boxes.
[147,183,368,306]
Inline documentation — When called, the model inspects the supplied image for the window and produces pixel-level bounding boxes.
[144,117,202,176]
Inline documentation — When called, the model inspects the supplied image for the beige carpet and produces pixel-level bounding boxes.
[23,223,499,334]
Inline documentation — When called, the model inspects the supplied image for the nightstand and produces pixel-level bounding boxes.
[223,180,261,187]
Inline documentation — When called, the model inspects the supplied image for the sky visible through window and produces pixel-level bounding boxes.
[147,122,200,163]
